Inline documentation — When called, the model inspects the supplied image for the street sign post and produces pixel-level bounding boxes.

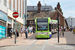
[13,12,19,44]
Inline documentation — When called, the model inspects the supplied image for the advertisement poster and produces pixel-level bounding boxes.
[2,26,6,38]
[0,25,2,39]
[0,25,6,39]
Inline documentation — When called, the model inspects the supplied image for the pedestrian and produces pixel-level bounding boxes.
[20,28,23,37]
[16,29,19,38]
[62,28,64,37]
[31,26,33,33]
[59,27,62,35]
[10,28,13,38]
[27,26,30,33]
[29,26,31,34]
[24,27,28,38]
[70,26,72,31]
[64,27,66,31]
[33,26,35,33]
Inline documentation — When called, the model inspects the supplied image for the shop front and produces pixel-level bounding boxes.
[0,11,7,39]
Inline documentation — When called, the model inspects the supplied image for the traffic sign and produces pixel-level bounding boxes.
[13,12,19,18]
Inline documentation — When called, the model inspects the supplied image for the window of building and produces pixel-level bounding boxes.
[9,0,11,10]
[4,0,7,6]
[30,21,33,24]
[8,18,12,24]
[0,0,1,3]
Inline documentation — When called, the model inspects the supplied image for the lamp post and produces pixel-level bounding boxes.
[25,0,27,28]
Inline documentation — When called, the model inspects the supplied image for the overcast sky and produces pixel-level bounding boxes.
[27,0,75,18]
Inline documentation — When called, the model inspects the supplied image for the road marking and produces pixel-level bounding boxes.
[42,39,48,50]
[25,40,37,50]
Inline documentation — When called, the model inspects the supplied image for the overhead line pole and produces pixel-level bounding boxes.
[57,13,59,43]
[25,0,27,27]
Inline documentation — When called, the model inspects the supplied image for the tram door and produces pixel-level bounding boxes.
[49,24,51,31]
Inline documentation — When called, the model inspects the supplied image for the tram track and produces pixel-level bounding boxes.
[42,39,48,50]
[25,40,37,50]
[25,38,48,50]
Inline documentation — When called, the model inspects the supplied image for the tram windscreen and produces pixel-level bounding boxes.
[37,18,48,31]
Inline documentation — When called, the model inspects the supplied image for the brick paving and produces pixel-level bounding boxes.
[0,31,75,47]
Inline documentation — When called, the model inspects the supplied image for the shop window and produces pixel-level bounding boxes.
[8,18,12,24]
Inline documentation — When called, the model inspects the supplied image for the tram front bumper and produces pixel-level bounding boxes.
[36,35,49,38]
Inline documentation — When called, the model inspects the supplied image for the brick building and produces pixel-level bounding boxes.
[27,1,68,28]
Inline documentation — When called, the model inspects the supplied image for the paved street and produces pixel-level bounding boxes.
[0,31,75,50]
[0,44,75,50]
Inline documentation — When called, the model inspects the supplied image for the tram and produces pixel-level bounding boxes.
[35,17,52,38]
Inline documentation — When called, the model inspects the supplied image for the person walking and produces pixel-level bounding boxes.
[24,27,28,38]
[29,26,31,34]
[10,28,13,38]
[64,27,66,31]
[27,26,30,33]
[16,29,19,38]
[31,26,33,34]
[59,27,62,35]
[70,26,72,31]
[20,28,23,37]
[62,28,64,37]
[33,26,35,33]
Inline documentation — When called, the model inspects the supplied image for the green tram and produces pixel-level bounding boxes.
[35,17,52,38]
[50,20,58,34]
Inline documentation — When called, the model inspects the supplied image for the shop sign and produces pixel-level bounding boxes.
[0,11,7,21]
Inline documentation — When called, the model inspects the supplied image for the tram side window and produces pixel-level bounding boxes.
[49,24,51,31]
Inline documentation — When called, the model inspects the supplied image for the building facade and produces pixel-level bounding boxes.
[27,1,53,26]
[0,0,8,39]
[0,0,25,39]
[50,2,66,28]
[66,16,75,27]
[27,1,67,28]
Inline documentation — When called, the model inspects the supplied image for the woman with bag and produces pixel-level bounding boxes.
[16,29,19,38]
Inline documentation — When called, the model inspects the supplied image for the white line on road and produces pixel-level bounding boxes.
[42,39,48,50]
[25,40,37,50]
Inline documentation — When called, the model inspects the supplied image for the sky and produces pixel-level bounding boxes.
[27,0,75,18]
